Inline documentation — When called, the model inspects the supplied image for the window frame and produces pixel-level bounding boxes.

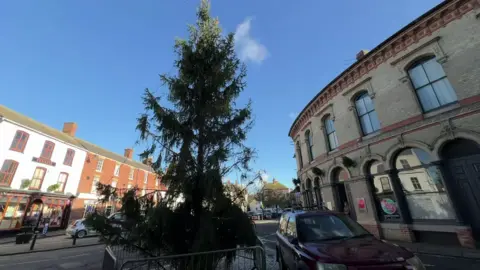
[144,171,148,184]
[57,172,69,192]
[114,164,120,177]
[296,141,304,169]
[63,149,75,166]
[305,130,314,162]
[323,116,339,151]
[96,159,104,172]
[0,160,19,187]
[407,57,457,113]
[91,176,100,194]
[129,168,134,180]
[30,167,47,190]
[40,141,55,160]
[354,92,380,135]
[10,130,30,153]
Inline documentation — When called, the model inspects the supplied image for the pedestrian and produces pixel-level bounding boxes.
[41,218,49,237]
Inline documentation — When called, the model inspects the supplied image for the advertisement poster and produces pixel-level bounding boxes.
[357,198,367,213]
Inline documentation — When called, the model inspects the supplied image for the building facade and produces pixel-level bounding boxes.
[0,106,87,231]
[289,0,480,248]
[71,144,167,221]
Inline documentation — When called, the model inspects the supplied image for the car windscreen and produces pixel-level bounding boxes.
[297,214,371,242]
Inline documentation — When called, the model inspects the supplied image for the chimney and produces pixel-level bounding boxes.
[63,122,78,137]
[356,49,370,61]
[273,178,278,184]
[124,148,133,159]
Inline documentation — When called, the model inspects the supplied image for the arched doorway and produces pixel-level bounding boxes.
[441,138,480,242]
[331,167,353,218]
[306,178,314,207]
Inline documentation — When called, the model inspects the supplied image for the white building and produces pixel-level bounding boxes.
[0,105,87,231]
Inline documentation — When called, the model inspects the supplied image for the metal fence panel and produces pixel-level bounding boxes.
[103,246,117,270]
[119,246,266,270]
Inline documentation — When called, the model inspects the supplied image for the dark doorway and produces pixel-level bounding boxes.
[441,138,480,244]
[332,167,354,219]
[336,182,348,211]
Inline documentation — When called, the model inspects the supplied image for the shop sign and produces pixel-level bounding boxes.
[381,198,398,215]
[357,198,367,213]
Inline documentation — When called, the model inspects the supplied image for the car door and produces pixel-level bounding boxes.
[284,214,298,270]
[277,213,290,263]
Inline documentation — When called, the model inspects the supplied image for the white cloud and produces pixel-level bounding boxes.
[288,112,298,120]
[234,18,268,64]
[260,172,270,181]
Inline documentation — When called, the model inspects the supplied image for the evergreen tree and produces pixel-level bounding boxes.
[86,0,257,265]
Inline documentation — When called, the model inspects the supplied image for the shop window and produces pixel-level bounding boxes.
[63,149,75,166]
[10,130,29,153]
[305,130,314,162]
[0,160,19,187]
[368,160,400,221]
[355,92,380,135]
[296,141,304,169]
[324,116,339,151]
[408,57,457,112]
[40,141,55,160]
[57,173,68,192]
[395,148,456,220]
[30,167,46,190]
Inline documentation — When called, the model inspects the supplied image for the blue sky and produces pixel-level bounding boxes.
[1,0,443,188]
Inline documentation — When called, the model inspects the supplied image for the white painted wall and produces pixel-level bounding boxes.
[0,119,87,195]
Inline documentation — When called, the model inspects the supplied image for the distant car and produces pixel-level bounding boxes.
[66,219,98,238]
[263,210,272,219]
[248,211,262,220]
[276,210,425,270]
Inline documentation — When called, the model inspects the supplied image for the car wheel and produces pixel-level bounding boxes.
[76,230,87,238]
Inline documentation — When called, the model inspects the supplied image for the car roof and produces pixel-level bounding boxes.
[282,210,342,219]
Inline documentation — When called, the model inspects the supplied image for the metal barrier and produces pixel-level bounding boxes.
[119,245,266,270]
[103,246,117,270]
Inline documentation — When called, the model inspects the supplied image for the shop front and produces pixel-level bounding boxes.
[0,189,74,232]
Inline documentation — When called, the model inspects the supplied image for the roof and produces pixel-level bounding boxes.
[288,0,458,137]
[0,104,153,172]
[264,180,289,191]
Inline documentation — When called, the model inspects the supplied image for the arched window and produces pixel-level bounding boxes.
[0,160,19,187]
[324,116,339,151]
[305,130,314,162]
[355,93,380,135]
[296,141,304,169]
[367,160,400,221]
[408,57,457,112]
[395,148,456,220]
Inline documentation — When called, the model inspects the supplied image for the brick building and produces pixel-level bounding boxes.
[289,0,480,248]
[0,105,167,231]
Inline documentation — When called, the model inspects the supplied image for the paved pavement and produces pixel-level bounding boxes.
[0,234,102,256]
[255,222,480,270]
[0,244,105,270]
[0,230,67,245]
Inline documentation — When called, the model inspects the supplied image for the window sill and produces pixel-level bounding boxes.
[9,148,25,153]
[423,102,459,118]
[28,188,40,191]
[361,130,381,141]
[327,149,339,155]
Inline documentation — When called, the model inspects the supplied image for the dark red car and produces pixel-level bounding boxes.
[276,210,426,270]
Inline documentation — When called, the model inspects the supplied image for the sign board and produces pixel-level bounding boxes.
[357,198,367,213]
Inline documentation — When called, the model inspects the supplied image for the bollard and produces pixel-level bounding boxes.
[72,233,77,246]
[30,233,38,251]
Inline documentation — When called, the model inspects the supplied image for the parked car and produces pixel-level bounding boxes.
[248,211,262,220]
[263,210,272,219]
[276,210,425,270]
[66,219,98,238]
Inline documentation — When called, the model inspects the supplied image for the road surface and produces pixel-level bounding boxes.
[254,220,480,270]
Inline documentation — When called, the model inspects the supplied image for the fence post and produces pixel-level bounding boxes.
[29,233,38,251]
[73,233,77,246]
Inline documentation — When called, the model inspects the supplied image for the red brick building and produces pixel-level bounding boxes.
[70,134,167,220]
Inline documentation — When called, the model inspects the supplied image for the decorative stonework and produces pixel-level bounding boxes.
[289,0,477,138]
